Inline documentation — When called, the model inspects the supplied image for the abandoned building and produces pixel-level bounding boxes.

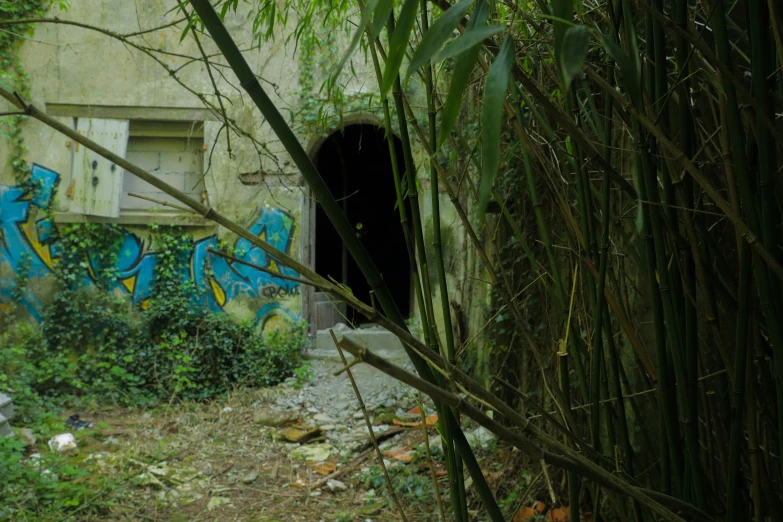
[0,1,487,349]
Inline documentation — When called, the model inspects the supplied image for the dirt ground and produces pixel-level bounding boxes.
[52,359,465,521]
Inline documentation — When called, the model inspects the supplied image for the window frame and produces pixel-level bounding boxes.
[48,105,219,227]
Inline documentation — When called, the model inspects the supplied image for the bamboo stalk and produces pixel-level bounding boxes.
[416,2,468,516]
[329,330,410,522]
[725,242,752,521]
[335,336,701,522]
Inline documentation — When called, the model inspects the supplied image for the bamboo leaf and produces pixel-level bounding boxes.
[405,0,476,81]
[380,0,420,98]
[371,0,394,38]
[600,35,639,101]
[433,25,504,62]
[437,0,489,148]
[478,36,514,221]
[551,0,574,59]
[558,25,589,92]
[332,0,380,81]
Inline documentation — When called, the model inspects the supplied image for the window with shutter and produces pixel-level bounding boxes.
[121,121,205,211]
[70,118,129,218]
[65,118,207,223]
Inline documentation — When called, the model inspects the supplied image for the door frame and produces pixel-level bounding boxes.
[302,112,412,332]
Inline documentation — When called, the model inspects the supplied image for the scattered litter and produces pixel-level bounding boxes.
[207,496,232,511]
[253,408,299,426]
[393,414,437,428]
[241,470,259,484]
[137,471,165,489]
[383,447,415,463]
[309,461,337,475]
[289,443,333,462]
[466,426,496,450]
[66,414,93,430]
[360,501,383,516]
[221,406,234,414]
[326,479,347,491]
[48,433,77,452]
[280,426,322,443]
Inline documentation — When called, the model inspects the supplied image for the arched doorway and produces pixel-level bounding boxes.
[310,124,411,326]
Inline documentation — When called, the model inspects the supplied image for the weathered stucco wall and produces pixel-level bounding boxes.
[0,1,488,345]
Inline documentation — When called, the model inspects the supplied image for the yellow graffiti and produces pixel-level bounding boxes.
[20,220,55,271]
[267,260,280,273]
[262,315,288,334]
[120,275,137,294]
[209,276,227,307]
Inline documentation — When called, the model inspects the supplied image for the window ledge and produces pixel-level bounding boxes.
[53,211,216,228]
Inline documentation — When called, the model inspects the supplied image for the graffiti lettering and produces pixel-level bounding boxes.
[260,284,301,300]
[0,164,300,330]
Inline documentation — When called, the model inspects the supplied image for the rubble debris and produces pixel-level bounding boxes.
[65,414,93,430]
[48,433,77,452]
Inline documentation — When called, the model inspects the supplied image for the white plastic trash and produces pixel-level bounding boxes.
[48,433,77,452]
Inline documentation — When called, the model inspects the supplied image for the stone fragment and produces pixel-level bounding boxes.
[326,479,347,491]
[14,427,36,447]
[313,413,333,423]
[289,443,333,462]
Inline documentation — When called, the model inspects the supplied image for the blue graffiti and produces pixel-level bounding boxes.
[0,164,300,329]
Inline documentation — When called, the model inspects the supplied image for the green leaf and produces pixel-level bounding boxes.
[600,35,639,101]
[371,0,395,38]
[332,0,380,82]
[437,0,489,148]
[380,0,420,99]
[405,0,476,81]
[433,25,505,63]
[558,25,589,92]
[551,0,574,59]
[478,36,514,221]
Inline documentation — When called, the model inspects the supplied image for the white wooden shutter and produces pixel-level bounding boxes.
[70,118,129,217]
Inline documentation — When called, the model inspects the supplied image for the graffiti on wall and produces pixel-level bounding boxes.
[0,164,300,331]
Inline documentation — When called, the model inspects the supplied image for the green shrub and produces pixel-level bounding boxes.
[10,287,309,405]
[1,220,310,426]
[0,435,124,521]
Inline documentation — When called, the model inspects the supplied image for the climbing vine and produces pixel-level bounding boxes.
[294,12,384,137]
[0,1,69,185]
[2,221,308,409]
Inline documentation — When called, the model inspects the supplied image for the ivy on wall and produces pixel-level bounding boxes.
[294,22,385,137]
[0,1,69,185]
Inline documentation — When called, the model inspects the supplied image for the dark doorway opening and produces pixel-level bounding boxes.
[314,124,411,323]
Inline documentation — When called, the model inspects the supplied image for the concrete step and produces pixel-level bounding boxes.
[0,392,14,437]
[311,323,408,362]
[0,413,11,437]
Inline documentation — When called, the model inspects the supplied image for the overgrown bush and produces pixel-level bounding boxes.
[2,287,309,409]
[0,435,124,521]
[1,222,310,420]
